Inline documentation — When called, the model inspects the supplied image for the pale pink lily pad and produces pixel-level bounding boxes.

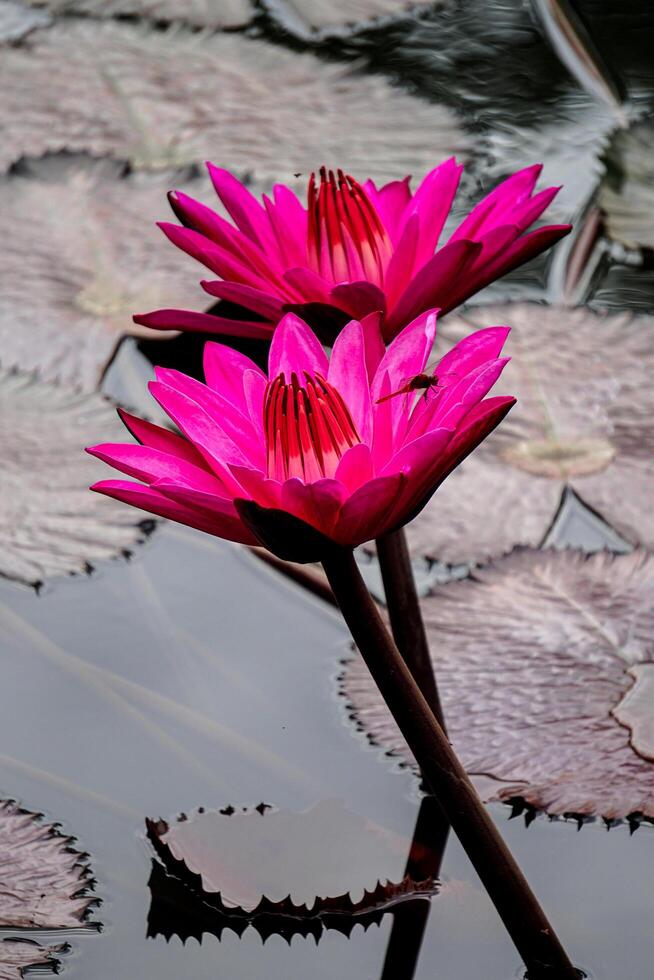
[0,19,468,178]
[0,798,94,928]
[341,549,654,819]
[0,368,150,586]
[25,0,250,29]
[407,303,654,564]
[0,939,66,980]
[0,159,213,392]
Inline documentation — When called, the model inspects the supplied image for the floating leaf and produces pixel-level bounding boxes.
[262,0,431,35]
[342,549,654,819]
[146,800,439,925]
[0,367,150,586]
[0,798,94,928]
[0,158,213,391]
[0,0,50,43]
[0,20,468,177]
[0,939,66,980]
[25,0,250,28]
[407,303,654,564]
[599,120,654,253]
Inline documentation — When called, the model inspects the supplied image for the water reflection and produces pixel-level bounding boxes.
[147,794,449,978]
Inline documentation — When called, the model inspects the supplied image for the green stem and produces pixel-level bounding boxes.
[322,548,579,980]
[376,528,446,732]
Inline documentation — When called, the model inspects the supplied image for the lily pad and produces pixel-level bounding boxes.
[25,0,250,29]
[0,939,66,980]
[146,800,439,922]
[341,548,654,820]
[0,19,468,177]
[407,303,654,564]
[0,798,94,928]
[0,367,151,586]
[262,0,432,35]
[0,158,211,391]
[599,120,654,253]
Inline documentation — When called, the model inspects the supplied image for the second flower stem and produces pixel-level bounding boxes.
[375,528,446,732]
[322,547,578,980]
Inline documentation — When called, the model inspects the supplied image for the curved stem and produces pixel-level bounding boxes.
[322,548,578,980]
[376,528,446,732]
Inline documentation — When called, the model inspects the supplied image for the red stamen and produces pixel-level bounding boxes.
[264,372,361,482]
[306,168,392,285]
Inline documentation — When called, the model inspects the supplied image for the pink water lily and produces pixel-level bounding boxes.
[134,161,569,344]
[89,311,514,561]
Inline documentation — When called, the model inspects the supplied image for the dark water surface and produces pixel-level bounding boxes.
[0,523,652,980]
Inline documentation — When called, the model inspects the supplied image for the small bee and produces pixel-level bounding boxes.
[376,372,452,405]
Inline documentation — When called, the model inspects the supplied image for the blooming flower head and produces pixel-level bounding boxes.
[134,160,570,345]
[89,311,514,562]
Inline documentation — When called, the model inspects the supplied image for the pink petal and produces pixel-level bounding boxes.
[153,480,241,519]
[148,380,250,486]
[381,426,454,480]
[132,308,272,339]
[438,358,511,428]
[329,282,386,319]
[334,444,374,493]
[385,240,481,337]
[359,312,385,382]
[200,281,285,320]
[268,312,329,381]
[472,224,572,290]
[509,185,561,233]
[371,309,438,412]
[333,473,407,547]
[409,354,510,439]
[402,159,464,268]
[449,165,543,242]
[203,342,265,412]
[153,368,264,466]
[117,409,213,471]
[229,465,282,509]
[264,186,308,267]
[158,222,271,290]
[169,190,284,280]
[242,370,267,441]
[363,176,412,241]
[327,319,373,446]
[280,477,345,535]
[431,396,517,488]
[382,214,419,310]
[86,442,226,492]
[283,267,332,304]
[436,326,511,380]
[91,479,255,544]
[206,163,276,252]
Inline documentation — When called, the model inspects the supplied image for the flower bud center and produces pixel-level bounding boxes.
[264,372,361,482]
[307,168,392,286]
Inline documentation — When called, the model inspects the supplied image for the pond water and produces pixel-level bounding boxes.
[2,1,654,978]
[0,518,652,980]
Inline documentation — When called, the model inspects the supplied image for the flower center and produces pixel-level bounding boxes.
[264,372,361,482]
[307,167,392,286]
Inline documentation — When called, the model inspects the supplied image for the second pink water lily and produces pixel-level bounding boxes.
[88,311,514,561]
[135,160,570,344]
